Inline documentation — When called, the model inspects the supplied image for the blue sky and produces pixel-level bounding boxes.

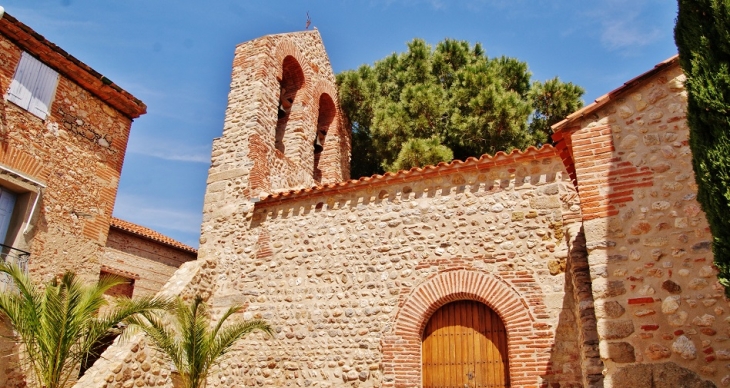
[3,0,679,248]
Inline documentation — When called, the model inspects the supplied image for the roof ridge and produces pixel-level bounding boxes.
[551,54,679,133]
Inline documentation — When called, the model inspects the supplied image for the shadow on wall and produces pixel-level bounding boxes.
[0,319,26,388]
[544,226,605,387]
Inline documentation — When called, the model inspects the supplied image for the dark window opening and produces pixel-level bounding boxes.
[100,270,135,298]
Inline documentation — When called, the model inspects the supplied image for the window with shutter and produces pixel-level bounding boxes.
[6,52,59,120]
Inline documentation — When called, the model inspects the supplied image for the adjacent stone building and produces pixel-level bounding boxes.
[103,217,197,298]
[74,30,730,388]
[0,11,196,387]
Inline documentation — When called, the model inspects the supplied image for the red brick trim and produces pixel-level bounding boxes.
[382,270,538,388]
[272,39,313,84]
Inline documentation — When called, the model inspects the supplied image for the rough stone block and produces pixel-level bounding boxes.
[598,319,634,340]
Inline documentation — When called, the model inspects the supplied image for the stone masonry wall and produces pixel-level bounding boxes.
[556,61,726,387]
[0,33,134,388]
[200,147,583,388]
[0,34,132,281]
[74,147,589,388]
[103,229,197,297]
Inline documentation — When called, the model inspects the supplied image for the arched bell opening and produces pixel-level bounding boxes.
[313,93,336,183]
[275,55,305,155]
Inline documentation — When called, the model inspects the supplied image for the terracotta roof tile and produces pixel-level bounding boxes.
[551,55,679,133]
[109,217,197,254]
[259,144,558,205]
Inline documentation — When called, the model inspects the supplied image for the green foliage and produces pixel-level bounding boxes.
[336,38,584,177]
[529,77,586,145]
[675,0,730,294]
[0,262,169,388]
[128,295,272,388]
[390,137,454,172]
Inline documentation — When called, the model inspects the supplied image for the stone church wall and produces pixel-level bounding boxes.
[76,147,590,388]
[208,146,584,387]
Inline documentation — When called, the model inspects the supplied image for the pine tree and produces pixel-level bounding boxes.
[675,0,730,291]
[336,38,584,178]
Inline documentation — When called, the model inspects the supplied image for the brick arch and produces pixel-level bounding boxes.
[308,80,348,183]
[383,270,537,388]
[271,38,314,164]
[272,39,313,84]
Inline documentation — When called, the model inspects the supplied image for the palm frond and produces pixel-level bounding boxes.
[133,295,271,388]
[0,262,168,388]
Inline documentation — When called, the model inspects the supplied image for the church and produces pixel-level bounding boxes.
[0,6,724,386]
[72,29,727,388]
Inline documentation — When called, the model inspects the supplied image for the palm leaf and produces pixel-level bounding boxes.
[131,295,271,388]
[0,262,169,388]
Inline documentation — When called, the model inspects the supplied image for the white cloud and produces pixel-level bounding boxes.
[585,0,663,52]
[600,16,661,51]
[127,138,211,163]
[113,194,202,237]
[5,6,98,32]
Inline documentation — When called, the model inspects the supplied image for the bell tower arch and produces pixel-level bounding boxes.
[207,31,350,207]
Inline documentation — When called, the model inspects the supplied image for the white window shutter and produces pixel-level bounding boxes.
[7,52,38,110]
[28,63,59,120]
[7,52,59,120]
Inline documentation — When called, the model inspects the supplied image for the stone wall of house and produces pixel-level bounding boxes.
[555,61,725,387]
[0,34,132,282]
[102,228,198,297]
[0,31,137,388]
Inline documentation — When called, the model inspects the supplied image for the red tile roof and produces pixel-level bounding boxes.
[109,217,197,254]
[0,11,147,119]
[259,144,559,205]
[551,55,679,133]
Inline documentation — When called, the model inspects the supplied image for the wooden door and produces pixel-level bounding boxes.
[422,300,509,388]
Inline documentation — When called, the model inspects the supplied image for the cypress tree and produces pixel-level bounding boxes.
[675,0,730,291]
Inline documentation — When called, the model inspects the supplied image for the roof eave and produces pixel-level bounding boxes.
[551,55,680,134]
[0,12,147,119]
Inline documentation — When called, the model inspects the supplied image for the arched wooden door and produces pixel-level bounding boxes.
[422,300,510,388]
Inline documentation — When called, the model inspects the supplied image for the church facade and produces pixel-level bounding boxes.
[76,31,727,388]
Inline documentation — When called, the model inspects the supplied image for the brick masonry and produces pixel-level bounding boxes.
[103,226,197,297]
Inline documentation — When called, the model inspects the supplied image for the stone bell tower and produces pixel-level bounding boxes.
[206,30,349,201]
[197,30,350,252]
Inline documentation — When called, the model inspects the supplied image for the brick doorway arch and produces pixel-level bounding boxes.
[382,270,537,387]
